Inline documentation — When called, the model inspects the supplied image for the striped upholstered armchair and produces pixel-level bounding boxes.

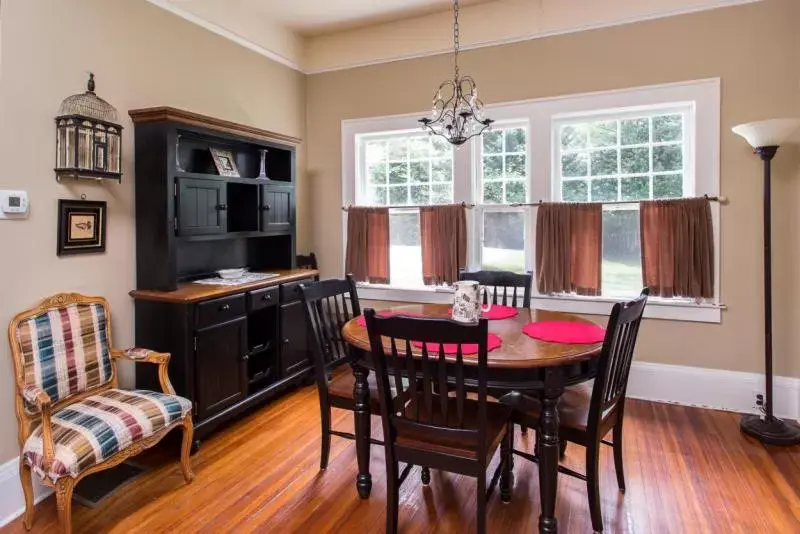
[8,293,194,534]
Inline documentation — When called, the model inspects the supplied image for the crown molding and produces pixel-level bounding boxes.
[144,0,305,73]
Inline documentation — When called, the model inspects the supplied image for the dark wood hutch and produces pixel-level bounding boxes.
[128,107,314,447]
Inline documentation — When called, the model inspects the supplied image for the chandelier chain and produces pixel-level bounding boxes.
[453,0,460,79]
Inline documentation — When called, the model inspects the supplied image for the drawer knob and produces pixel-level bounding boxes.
[262,204,271,211]
[242,354,249,361]
[284,338,290,344]
[262,294,272,301]
[220,304,231,311]
[216,204,228,211]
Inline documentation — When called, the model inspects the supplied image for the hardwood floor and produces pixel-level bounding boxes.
[3,380,800,533]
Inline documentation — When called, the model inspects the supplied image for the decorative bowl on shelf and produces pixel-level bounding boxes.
[217,268,248,280]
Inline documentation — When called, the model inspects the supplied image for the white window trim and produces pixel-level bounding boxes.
[341,78,722,324]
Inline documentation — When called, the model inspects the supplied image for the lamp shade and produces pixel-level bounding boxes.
[732,118,800,148]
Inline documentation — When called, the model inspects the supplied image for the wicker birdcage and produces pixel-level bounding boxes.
[55,73,123,182]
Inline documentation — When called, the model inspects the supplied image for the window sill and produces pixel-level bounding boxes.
[356,283,724,324]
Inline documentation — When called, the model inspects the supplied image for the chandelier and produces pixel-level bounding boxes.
[419,0,493,146]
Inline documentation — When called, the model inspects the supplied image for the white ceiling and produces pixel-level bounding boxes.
[170,0,494,35]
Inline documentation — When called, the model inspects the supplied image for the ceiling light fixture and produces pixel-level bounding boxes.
[419,0,493,146]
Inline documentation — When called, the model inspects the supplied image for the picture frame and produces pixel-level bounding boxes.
[209,148,240,177]
[57,199,107,256]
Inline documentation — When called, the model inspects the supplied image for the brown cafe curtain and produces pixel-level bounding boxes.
[535,202,603,296]
[640,198,714,299]
[345,207,390,284]
[420,204,467,285]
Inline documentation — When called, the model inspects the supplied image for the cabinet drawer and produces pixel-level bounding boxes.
[196,294,246,329]
[280,278,315,304]
[248,286,279,311]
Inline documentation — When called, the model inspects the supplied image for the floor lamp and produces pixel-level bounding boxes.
[732,118,800,445]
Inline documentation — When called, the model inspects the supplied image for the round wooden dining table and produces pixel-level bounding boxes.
[341,303,605,534]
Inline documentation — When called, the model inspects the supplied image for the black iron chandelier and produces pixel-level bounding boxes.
[419,0,493,146]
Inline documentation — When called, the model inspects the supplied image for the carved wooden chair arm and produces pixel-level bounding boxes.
[20,384,52,412]
[17,383,57,471]
[111,348,176,395]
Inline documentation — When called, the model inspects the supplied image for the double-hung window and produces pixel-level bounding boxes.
[343,79,720,322]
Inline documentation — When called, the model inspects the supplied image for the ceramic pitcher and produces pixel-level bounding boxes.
[451,280,492,323]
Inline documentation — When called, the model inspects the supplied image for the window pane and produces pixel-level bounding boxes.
[388,162,408,184]
[561,153,588,177]
[431,183,453,203]
[484,181,502,203]
[505,180,526,203]
[410,185,430,204]
[653,114,682,142]
[431,137,451,157]
[365,141,386,163]
[591,178,618,202]
[506,154,526,179]
[410,161,429,183]
[482,211,525,272]
[620,118,649,145]
[505,128,526,153]
[589,121,617,148]
[620,176,650,200]
[409,137,430,159]
[389,186,408,205]
[561,125,587,150]
[591,149,618,176]
[653,174,683,199]
[620,147,649,174]
[562,180,588,202]
[602,208,643,296]
[368,162,387,184]
[483,130,503,153]
[653,144,682,172]
[389,211,423,287]
[387,138,406,160]
[432,159,452,182]
[368,185,387,205]
[484,156,503,179]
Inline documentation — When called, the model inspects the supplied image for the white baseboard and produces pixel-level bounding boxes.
[0,457,52,528]
[628,362,800,420]
[0,362,796,528]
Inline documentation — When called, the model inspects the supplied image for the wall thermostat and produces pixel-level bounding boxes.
[0,190,29,219]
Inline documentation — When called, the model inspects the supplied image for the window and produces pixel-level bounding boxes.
[555,107,691,296]
[357,131,455,287]
[343,79,721,322]
[477,124,529,273]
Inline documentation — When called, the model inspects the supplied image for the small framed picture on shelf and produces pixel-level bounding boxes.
[57,199,107,256]
[209,148,240,177]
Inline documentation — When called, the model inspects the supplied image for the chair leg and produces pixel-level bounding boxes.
[55,478,75,534]
[613,422,626,493]
[559,439,568,459]
[421,467,431,485]
[500,422,513,503]
[180,415,195,483]
[586,443,603,533]
[320,405,332,470]
[19,458,34,530]
[477,474,487,534]
[386,461,399,534]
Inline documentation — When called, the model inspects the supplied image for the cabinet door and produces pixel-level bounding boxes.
[260,186,293,233]
[280,302,311,377]
[177,177,227,236]
[194,317,247,420]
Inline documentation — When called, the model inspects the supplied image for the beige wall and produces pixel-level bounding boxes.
[307,0,800,381]
[0,0,306,464]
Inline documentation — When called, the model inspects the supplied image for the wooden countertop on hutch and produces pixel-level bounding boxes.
[129,269,318,303]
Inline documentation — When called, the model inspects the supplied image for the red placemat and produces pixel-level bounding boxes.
[522,321,606,344]
[446,305,518,320]
[412,333,502,355]
[355,311,427,327]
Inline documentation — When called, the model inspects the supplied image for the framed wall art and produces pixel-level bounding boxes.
[57,199,107,256]
[209,147,240,177]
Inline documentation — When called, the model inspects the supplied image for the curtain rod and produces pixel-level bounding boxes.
[510,194,727,208]
[341,201,475,211]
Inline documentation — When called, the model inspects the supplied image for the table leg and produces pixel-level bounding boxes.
[352,362,372,499]
[538,369,564,534]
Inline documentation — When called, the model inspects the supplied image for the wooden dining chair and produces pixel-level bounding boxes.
[500,289,649,533]
[458,269,533,308]
[364,310,513,534]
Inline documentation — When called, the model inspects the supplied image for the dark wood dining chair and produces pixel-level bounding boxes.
[458,269,533,308]
[300,275,381,470]
[500,289,649,533]
[296,252,319,280]
[364,310,513,534]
